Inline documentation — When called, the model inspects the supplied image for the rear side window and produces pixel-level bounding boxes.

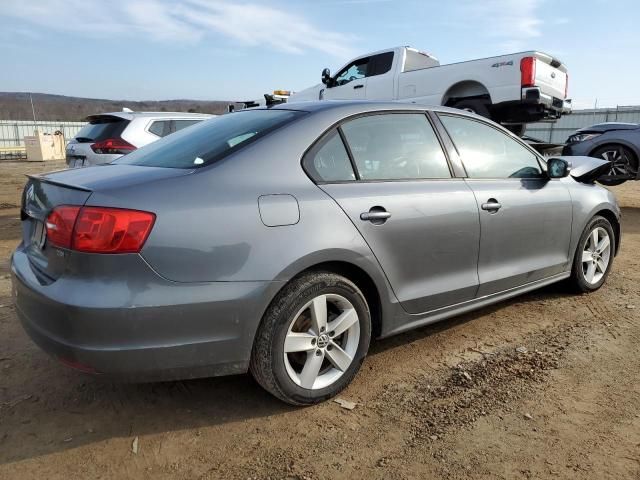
[173,119,202,132]
[148,120,171,137]
[303,130,355,182]
[439,115,543,179]
[115,110,304,168]
[75,117,129,143]
[341,114,451,180]
[369,52,394,76]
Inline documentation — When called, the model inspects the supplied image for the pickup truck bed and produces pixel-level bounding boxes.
[289,46,571,133]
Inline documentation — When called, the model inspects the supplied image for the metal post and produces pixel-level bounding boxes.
[29,93,38,126]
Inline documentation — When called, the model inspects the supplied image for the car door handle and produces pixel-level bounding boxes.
[360,208,391,224]
[481,199,502,212]
[353,84,364,90]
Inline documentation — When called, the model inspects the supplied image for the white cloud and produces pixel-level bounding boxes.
[455,0,543,51]
[0,0,356,58]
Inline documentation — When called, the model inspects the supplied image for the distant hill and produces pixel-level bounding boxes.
[0,92,240,121]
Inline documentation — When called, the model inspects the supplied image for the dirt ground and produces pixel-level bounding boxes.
[0,160,638,479]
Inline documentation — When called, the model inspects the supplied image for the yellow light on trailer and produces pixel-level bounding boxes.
[273,90,291,96]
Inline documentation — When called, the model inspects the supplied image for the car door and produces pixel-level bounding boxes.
[437,114,573,296]
[305,112,481,314]
[363,51,396,101]
[323,56,369,100]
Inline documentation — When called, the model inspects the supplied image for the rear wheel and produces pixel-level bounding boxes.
[569,216,615,293]
[250,272,371,405]
[452,99,491,119]
[591,145,638,186]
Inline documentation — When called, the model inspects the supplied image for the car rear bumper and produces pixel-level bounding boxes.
[11,247,280,381]
[65,153,122,168]
[493,89,571,124]
[521,87,571,116]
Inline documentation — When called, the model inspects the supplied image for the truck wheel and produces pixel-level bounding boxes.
[452,99,491,118]
[250,272,371,405]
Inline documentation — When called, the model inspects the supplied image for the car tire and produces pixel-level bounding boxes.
[250,272,371,406]
[591,144,638,186]
[452,99,491,118]
[569,215,615,293]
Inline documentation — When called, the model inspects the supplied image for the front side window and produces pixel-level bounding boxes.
[116,110,304,168]
[341,114,451,180]
[439,115,543,179]
[335,57,369,86]
[303,130,355,182]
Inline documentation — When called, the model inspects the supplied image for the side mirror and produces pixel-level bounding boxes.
[321,68,332,87]
[547,158,571,178]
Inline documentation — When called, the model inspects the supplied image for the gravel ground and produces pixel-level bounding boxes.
[0,161,638,479]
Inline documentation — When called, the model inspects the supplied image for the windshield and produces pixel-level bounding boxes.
[115,109,305,168]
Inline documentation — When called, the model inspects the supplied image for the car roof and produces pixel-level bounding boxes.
[86,111,213,121]
[259,100,478,118]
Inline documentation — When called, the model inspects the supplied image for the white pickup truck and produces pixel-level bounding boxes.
[288,46,571,135]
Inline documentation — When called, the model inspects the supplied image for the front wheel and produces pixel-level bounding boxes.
[569,216,615,293]
[591,145,638,186]
[250,272,371,405]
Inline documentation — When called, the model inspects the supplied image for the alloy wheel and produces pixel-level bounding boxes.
[283,294,360,390]
[599,147,636,176]
[581,226,611,285]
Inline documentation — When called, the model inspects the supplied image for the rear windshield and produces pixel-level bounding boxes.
[115,109,304,168]
[75,117,129,143]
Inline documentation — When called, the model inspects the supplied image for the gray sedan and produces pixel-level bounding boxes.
[11,101,620,405]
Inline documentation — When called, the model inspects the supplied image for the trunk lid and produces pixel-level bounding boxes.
[533,53,568,100]
[21,176,92,281]
[21,165,192,281]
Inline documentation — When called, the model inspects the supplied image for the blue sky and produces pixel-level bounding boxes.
[1,0,638,108]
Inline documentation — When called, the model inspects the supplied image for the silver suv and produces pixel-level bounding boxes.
[66,110,213,167]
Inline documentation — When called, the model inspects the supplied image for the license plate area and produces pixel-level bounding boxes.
[67,156,86,168]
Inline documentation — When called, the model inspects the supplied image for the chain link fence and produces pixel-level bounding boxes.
[0,120,85,159]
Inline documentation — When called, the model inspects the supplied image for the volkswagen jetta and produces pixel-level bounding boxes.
[11,101,620,405]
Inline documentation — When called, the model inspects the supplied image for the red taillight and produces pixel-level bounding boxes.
[45,205,80,249]
[45,206,155,253]
[91,138,136,155]
[520,56,536,87]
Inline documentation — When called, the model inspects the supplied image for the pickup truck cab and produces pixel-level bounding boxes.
[288,46,571,135]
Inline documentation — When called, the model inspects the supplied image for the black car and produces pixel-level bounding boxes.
[562,122,640,185]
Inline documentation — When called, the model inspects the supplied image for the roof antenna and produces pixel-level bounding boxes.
[122,107,133,113]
